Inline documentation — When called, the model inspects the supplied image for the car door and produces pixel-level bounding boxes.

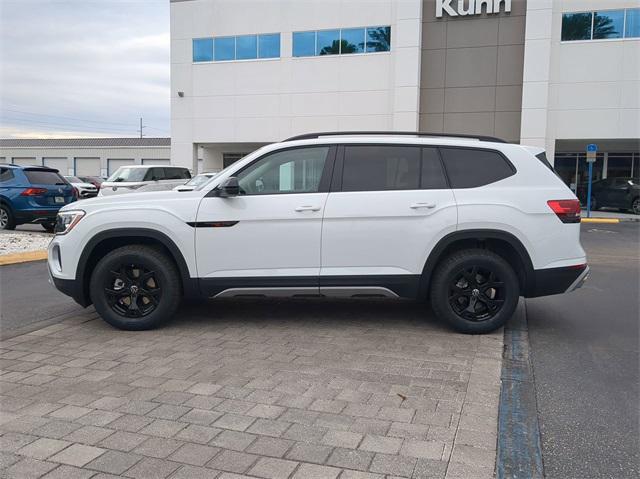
[195,145,335,297]
[320,145,457,298]
[607,178,631,207]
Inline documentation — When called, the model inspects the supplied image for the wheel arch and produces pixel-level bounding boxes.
[75,228,198,307]
[419,229,535,298]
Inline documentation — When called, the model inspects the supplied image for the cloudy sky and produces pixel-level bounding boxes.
[0,0,170,138]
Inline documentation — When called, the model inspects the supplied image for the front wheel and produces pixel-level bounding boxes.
[630,197,640,215]
[90,245,182,330]
[42,222,55,233]
[430,249,520,334]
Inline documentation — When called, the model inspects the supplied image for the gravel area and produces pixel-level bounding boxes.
[0,231,52,255]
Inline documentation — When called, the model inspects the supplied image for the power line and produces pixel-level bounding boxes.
[0,108,138,127]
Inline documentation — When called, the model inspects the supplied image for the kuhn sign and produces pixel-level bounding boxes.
[436,0,511,17]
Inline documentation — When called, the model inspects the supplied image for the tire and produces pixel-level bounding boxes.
[0,204,16,230]
[590,195,600,211]
[430,249,520,334]
[631,197,640,215]
[90,245,182,330]
[41,222,55,233]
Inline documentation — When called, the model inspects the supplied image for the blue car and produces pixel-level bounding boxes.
[0,164,76,232]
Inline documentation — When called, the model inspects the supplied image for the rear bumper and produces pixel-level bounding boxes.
[14,209,60,224]
[525,264,589,298]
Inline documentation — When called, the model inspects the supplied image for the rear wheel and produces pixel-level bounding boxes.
[430,249,519,334]
[631,197,640,215]
[42,222,55,233]
[90,245,182,330]
[0,205,15,230]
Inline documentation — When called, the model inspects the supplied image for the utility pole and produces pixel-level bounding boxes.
[138,117,146,138]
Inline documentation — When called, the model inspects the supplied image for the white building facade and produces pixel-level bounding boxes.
[170,0,639,190]
[0,138,171,178]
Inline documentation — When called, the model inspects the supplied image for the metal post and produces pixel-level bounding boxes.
[586,161,593,218]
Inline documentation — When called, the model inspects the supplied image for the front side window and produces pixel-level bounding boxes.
[144,168,165,181]
[593,10,624,39]
[237,147,329,195]
[342,146,420,192]
[440,148,515,189]
[561,12,593,41]
[107,167,146,182]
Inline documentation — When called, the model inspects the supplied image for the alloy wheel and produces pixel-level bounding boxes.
[448,266,505,322]
[0,208,8,229]
[104,264,161,318]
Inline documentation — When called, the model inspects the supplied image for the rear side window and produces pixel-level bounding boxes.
[0,168,14,182]
[342,146,420,191]
[165,168,191,180]
[535,152,555,172]
[440,148,514,188]
[421,147,448,189]
[23,170,66,185]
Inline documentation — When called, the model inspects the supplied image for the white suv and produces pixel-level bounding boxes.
[99,165,191,196]
[48,132,588,334]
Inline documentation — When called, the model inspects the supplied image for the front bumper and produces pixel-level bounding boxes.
[525,264,589,298]
[48,263,91,307]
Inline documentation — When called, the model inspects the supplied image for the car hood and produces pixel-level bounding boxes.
[72,182,97,189]
[60,189,203,212]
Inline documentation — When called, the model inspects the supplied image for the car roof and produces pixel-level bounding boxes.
[0,163,59,171]
[117,164,187,169]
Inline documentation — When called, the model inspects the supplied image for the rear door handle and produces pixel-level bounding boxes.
[295,205,321,212]
[410,202,436,209]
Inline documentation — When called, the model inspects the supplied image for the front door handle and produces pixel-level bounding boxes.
[295,205,321,212]
[410,202,436,209]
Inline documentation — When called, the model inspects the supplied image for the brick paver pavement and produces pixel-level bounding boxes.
[0,300,503,478]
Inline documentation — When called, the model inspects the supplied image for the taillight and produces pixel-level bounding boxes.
[20,188,47,196]
[547,199,581,223]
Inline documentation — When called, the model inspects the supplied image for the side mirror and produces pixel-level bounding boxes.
[217,177,240,197]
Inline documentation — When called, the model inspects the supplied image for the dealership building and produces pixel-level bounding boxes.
[170,0,639,191]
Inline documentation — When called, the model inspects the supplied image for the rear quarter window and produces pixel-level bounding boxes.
[23,170,66,185]
[0,168,14,182]
[440,148,515,188]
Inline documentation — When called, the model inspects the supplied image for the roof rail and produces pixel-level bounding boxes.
[283,131,507,143]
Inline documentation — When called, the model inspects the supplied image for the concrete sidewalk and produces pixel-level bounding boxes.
[0,301,503,478]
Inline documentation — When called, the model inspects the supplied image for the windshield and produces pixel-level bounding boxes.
[186,173,217,187]
[107,167,146,182]
[65,176,82,183]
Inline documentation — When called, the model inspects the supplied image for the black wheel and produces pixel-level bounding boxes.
[0,204,16,230]
[430,249,519,334]
[42,222,55,233]
[631,197,640,215]
[90,245,182,330]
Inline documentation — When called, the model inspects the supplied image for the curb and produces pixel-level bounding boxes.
[496,300,544,479]
[0,250,48,266]
[581,217,639,223]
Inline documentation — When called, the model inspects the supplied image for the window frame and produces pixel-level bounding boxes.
[292,25,392,58]
[330,144,454,193]
[207,145,337,197]
[561,7,640,43]
[193,33,281,63]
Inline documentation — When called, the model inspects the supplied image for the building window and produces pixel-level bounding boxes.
[593,10,624,39]
[561,8,638,41]
[293,26,391,57]
[193,38,213,62]
[193,33,281,62]
[626,8,640,38]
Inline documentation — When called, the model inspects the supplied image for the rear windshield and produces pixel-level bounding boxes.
[24,170,67,185]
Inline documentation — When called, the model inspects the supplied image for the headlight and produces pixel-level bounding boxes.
[54,210,85,235]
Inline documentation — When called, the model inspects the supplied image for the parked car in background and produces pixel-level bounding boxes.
[64,176,98,199]
[0,164,75,231]
[77,176,104,190]
[174,172,218,191]
[99,165,191,196]
[578,177,640,214]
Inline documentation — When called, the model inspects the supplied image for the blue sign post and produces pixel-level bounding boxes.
[586,144,597,218]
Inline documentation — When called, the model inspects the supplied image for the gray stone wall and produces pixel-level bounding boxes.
[419,0,527,142]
